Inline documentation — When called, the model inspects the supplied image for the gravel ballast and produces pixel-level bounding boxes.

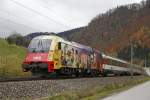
[0,76,146,99]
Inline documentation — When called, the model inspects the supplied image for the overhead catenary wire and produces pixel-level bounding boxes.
[0,16,41,32]
[9,0,71,29]
[38,1,73,27]
[0,20,13,31]
[0,9,51,31]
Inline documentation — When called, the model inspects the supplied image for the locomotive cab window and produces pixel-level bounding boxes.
[28,39,52,53]
[58,42,61,50]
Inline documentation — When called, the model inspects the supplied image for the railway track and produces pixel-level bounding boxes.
[0,75,100,82]
[0,77,45,82]
[0,73,141,83]
[0,76,145,99]
[0,76,137,83]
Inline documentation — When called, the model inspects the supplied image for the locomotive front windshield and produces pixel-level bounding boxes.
[28,39,52,53]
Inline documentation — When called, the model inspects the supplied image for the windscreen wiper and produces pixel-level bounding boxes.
[40,40,45,53]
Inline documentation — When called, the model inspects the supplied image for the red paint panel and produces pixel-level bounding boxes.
[23,52,55,73]
[47,61,54,72]
[24,53,49,63]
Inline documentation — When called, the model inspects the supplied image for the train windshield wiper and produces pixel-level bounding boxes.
[40,40,45,53]
[36,40,44,53]
[28,48,36,53]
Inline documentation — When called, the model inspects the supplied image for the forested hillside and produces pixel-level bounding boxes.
[58,27,84,40]
[59,0,150,66]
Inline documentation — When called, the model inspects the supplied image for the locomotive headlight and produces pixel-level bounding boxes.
[33,56,42,60]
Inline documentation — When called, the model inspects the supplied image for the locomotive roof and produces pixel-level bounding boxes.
[33,35,101,53]
[71,42,93,51]
[33,35,63,40]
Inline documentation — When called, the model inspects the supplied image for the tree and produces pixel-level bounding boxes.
[6,33,29,47]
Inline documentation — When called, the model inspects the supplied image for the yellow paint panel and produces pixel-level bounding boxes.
[53,50,61,69]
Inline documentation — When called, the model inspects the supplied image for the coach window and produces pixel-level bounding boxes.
[99,53,103,60]
[109,59,113,65]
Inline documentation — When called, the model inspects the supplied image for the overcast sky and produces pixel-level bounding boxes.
[0,0,143,37]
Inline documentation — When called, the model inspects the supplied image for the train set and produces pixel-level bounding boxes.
[22,35,144,77]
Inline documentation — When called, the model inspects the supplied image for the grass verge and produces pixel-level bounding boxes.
[0,38,30,78]
[42,76,150,100]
